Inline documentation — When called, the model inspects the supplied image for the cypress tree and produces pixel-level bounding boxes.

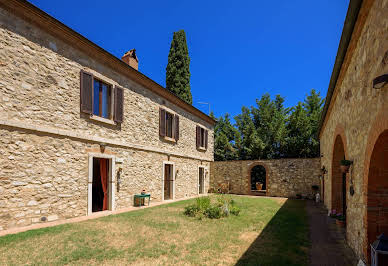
[166,30,192,104]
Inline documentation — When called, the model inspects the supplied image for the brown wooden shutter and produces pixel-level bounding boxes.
[174,114,179,141]
[205,129,208,149]
[80,70,93,114]
[196,126,200,148]
[159,108,166,137]
[114,86,124,123]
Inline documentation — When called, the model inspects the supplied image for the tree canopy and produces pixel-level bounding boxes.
[166,30,192,104]
[214,89,324,161]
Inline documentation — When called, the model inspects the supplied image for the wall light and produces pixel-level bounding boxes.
[99,142,107,153]
[373,74,388,89]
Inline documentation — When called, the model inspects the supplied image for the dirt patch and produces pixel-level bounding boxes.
[239,231,260,242]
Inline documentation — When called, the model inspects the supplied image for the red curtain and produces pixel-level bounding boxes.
[100,158,108,211]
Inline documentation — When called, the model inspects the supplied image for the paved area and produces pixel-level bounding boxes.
[0,196,198,237]
[306,200,359,266]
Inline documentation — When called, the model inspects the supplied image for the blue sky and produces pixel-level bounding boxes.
[29,0,349,118]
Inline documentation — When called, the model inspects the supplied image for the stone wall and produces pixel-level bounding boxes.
[0,6,212,231]
[210,158,321,198]
[319,0,388,261]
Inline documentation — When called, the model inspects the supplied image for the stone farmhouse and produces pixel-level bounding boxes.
[318,0,388,262]
[0,0,215,231]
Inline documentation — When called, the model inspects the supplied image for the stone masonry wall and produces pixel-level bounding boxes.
[319,0,388,260]
[0,6,212,231]
[210,158,321,198]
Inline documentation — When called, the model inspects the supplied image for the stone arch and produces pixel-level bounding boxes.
[363,106,388,261]
[331,134,348,217]
[247,162,269,196]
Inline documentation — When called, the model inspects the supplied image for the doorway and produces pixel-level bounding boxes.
[250,165,267,191]
[92,158,109,212]
[164,163,174,200]
[331,135,347,223]
[199,167,205,194]
[88,153,115,215]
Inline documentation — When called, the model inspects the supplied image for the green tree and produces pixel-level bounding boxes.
[166,30,192,104]
[235,107,264,160]
[213,113,240,161]
[251,94,288,159]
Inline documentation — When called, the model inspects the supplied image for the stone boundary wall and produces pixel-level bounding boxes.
[210,158,321,198]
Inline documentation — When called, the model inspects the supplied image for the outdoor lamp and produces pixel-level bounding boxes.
[99,142,107,153]
[373,74,388,89]
[371,233,388,266]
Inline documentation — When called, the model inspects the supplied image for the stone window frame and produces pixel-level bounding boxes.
[198,165,208,195]
[87,153,116,215]
[162,161,176,201]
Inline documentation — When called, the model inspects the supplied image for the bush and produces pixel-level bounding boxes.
[184,195,241,219]
[184,204,200,217]
[196,196,211,211]
[230,205,241,216]
[204,206,222,219]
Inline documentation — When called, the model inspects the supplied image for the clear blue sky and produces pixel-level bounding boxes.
[29,0,349,118]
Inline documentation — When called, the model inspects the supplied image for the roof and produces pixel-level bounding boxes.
[318,0,374,137]
[0,0,216,125]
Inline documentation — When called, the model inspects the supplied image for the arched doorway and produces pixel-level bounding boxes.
[366,130,388,262]
[331,135,347,221]
[250,165,266,191]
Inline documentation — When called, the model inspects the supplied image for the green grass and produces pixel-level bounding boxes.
[0,196,310,265]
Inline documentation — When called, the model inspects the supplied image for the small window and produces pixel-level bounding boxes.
[93,79,112,119]
[166,111,174,138]
[80,70,124,124]
[196,126,208,150]
[159,108,179,141]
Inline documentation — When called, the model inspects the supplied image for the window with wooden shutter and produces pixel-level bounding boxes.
[174,115,179,141]
[196,125,208,151]
[80,70,124,125]
[159,108,166,137]
[114,86,124,123]
[80,70,93,114]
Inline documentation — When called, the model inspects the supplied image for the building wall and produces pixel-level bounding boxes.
[210,158,321,198]
[319,0,388,260]
[0,6,212,230]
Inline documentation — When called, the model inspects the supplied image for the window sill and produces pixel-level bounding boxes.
[163,136,177,143]
[90,115,116,125]
[198,146,207,151]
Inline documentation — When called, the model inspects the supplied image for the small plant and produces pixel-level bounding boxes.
[184,205,200,217]
[230,205,241,216]
[184,195,241,219]
[340,159,352,166]
[336,213,345,221]
[204,206,222,219]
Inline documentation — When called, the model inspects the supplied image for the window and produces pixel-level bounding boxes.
[196,126,208,150]
[80,70,124,123]
[159,108,179,141]
[93,79,111,119]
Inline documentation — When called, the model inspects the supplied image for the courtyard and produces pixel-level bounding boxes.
[0,196,311,265]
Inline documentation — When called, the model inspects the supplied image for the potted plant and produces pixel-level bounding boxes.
[335,214,346,227]
[256,182,263,190]
[340,159,352,173]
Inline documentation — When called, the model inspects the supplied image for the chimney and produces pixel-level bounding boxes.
[121,49,139,70]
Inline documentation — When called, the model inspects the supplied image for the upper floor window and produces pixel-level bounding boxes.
[196,126,208,150]
[80,70,124,123]
[159,108,179,141]
[93,79,111,119]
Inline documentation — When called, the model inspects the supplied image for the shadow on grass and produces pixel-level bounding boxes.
[235,199,310,266]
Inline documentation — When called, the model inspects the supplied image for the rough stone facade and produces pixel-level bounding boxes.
[210,158,321,198]
[0,5,213,231]
[319,0,388,261]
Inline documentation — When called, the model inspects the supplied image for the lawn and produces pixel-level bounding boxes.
[0,196,310,265]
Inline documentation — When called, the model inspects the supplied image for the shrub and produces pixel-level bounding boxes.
[230,205,241,216]
[184,204,200,217]
[196,196,211,211]
[204,206,222,219]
